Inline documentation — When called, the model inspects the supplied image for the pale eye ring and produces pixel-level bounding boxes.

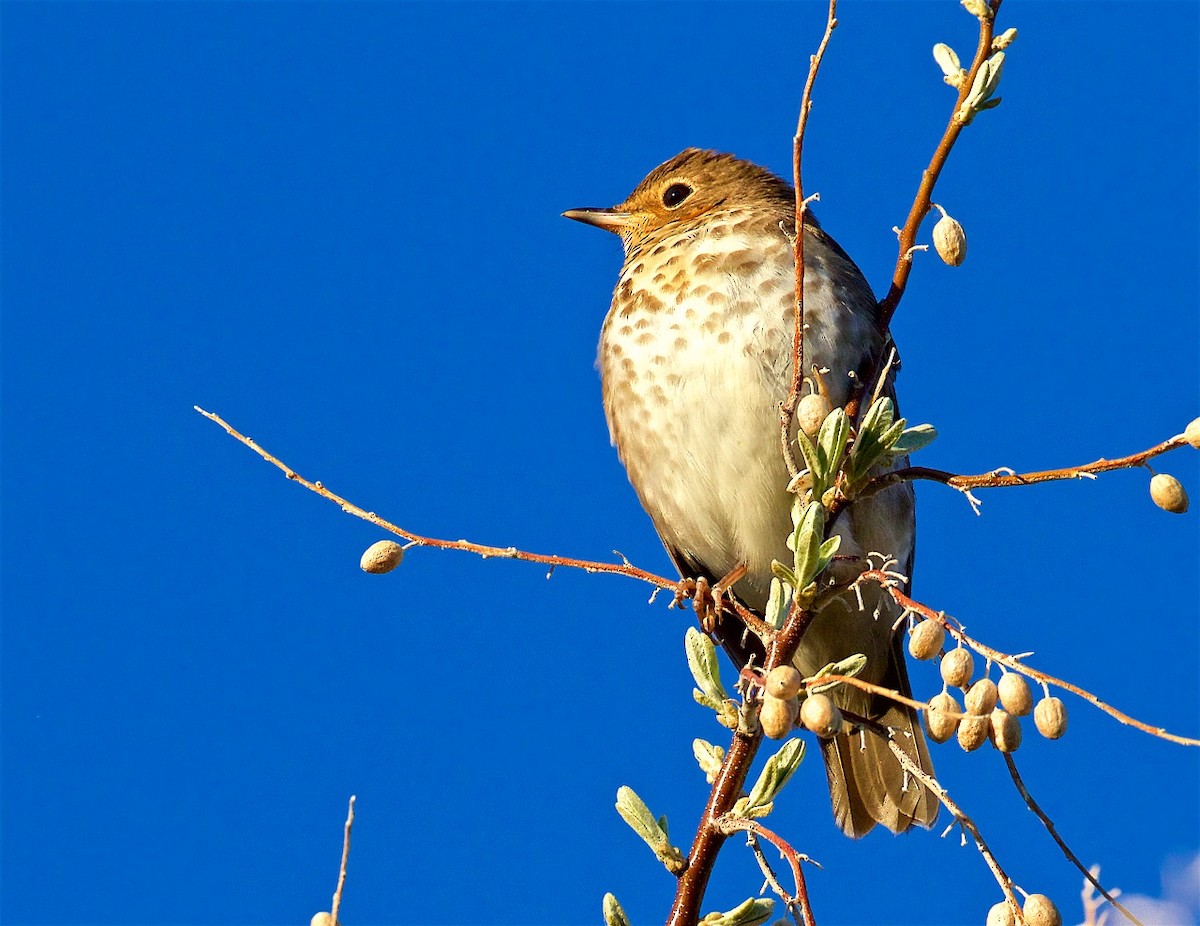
[662,183,693,208]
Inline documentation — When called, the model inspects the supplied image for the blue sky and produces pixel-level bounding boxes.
[2,3,1197,925]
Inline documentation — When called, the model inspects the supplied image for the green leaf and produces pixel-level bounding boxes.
[809,653,869,694]
[603,894,631,926]
[744,738,806,814]
[765,576,791,630]
[700,897,775,926]
[615,787,685,873]
[794,427,827,499]
[791,501,826,589]
[685,627,728,704]
[812,534,842,579]
[771,559,798,589]
[692,738,726,780]
[816,407,850,478]
[891,423,938,456]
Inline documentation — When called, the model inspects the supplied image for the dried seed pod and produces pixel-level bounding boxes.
[965,678,999,715]
[931,204,967,266]
[800,693,843,738]
[957,713,989,751]
[760,695,799,739]
[925,691,961,744]
[310,914,335,926]
[986,900,1018,926]
[988,709,1022,753]
[1185,416,1200,449]
[765,665,803,700]
[940,647,974,688]
[1150,474,1189,513]
[997,672,1033,716]
[360,540,404,574]
[908,619,945,661]
[1034,696,1068,739]
[797,392,832,439]
[1022,894,1062,926]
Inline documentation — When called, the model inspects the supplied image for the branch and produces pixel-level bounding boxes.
[780,0,838,479]
[876,0,1002,330]
[858,571,1200,747]
[886,737,1025,925]
[1002,756,1143,926]
[717,816,816,926]
[195,407,681,591]
[860,435,1190,505]
[331,796,355,926]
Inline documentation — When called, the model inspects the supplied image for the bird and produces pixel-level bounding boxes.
[564,148,937,838]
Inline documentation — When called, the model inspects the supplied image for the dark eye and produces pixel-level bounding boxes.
[662,183,693,208]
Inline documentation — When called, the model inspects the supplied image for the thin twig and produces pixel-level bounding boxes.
[330,795,355,926]
[196,407,679,588]
[718,816,816,926]
[886,738,1025,925]
[876,0,1002,330]
[860,435,1189,500]
[781,0,838,479]
[1002,756,1143,926]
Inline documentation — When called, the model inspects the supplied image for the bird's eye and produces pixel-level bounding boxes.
[662,183,693,208]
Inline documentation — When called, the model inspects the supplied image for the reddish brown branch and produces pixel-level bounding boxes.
[876,1,1002,330]
[861,435,1188,500]
[1003,756,1143,926]
[196,407,680,590]
[718,817,816,926]
[781,0,839,479]
[666,730,763,926]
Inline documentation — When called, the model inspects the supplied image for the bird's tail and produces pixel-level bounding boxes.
[819,637,939,838]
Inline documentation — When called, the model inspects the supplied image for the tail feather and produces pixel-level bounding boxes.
[820,638,938,838]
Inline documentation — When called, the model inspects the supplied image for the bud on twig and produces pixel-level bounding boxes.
[997,672,1033,716]
[800,693,843,738]
[931,204,967,266]
[940,648,974,688]
[908,619,945,660]
[1034,697,1068,739]
[1149,473,1189,513]
[1184,416,1200,448]
[1023,894,1063,926]
[760,695,799,739]
[926,692,961,743]
[360,539,404,573]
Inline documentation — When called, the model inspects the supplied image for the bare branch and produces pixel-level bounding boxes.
[1002,757,1142,926]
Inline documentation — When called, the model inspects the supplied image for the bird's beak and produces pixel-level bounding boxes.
[562,207,633,234]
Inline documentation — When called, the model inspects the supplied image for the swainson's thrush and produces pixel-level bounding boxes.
[565,148,937,838]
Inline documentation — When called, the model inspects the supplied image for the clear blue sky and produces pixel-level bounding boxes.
[3,3,1197,925]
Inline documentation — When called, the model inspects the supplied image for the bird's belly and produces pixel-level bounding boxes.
[602,301,793,610]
